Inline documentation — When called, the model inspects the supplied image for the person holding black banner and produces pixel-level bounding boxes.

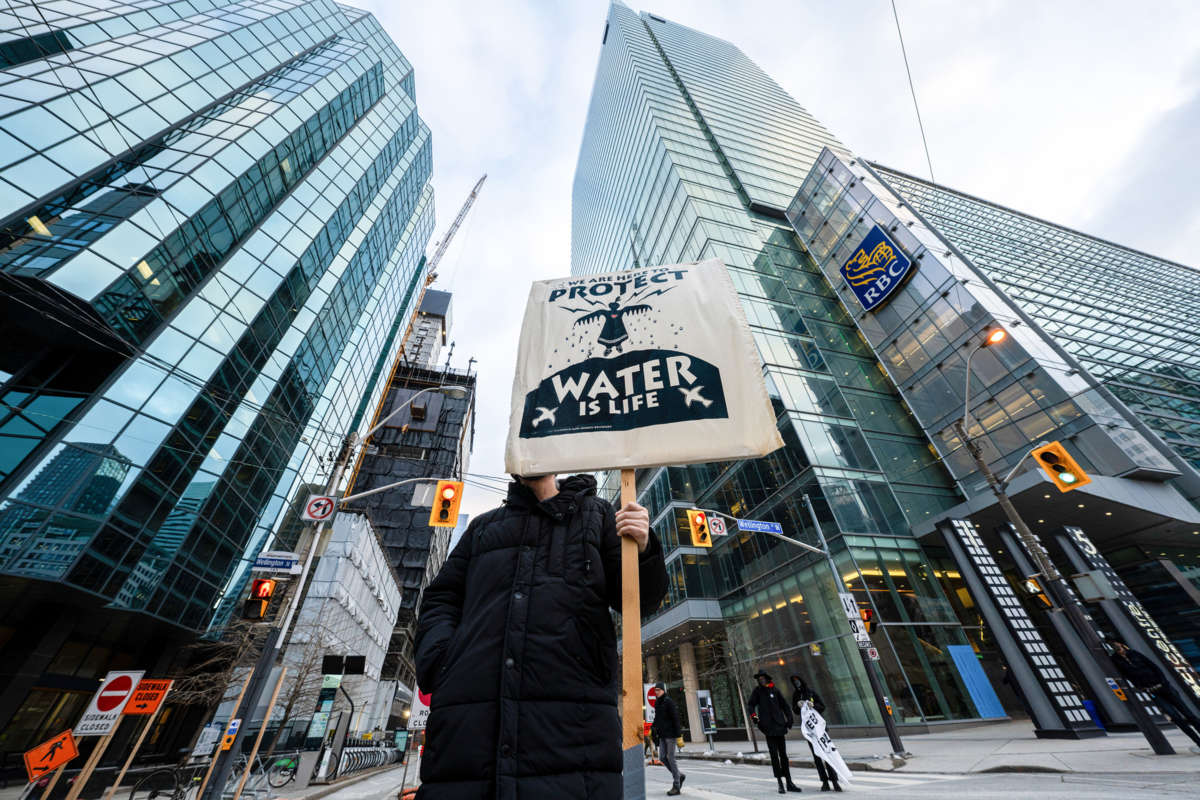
[747,670,801,793]
[790,675,840,792]
[649,684,686,795]
[413,473,668,800]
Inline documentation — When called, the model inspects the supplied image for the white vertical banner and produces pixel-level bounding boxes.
[505,259,782,475]
[799,702,852,785]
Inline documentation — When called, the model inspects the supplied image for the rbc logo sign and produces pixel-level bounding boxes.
[840,225,913,311]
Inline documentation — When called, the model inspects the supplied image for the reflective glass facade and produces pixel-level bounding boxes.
[0,0,434,746]
[577,5,981,731]
[872,165,1200,475]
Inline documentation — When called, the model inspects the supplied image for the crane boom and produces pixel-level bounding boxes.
[426,173,486,279]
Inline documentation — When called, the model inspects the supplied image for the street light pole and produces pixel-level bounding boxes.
[800,494,907,757]
[200,384,471,799]
[954,333,1172,755]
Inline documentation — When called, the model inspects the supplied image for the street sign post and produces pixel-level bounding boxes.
[77,671,144,735]
[301,495,336,522]
[24,730,77,783]
[104,680,174,800]
[735,518,783,535]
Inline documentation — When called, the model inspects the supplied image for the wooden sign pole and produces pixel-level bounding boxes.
[38,764,66,800]
[63,725,117,800]
[619,469,645,796]
[195,672,253,800]
[232,667,286,800]
[103,685,172,800]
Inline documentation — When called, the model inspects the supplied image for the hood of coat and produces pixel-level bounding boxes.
[505,473,598,516]
[789,674,807,692]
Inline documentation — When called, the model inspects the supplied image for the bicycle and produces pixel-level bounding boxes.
[127,763,204,800]
[264,753,300,789]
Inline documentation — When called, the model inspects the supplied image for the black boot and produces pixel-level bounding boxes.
[832,779,843,792]
[777,777,786,794]
[786,779,802,792]
[820,781,831,792]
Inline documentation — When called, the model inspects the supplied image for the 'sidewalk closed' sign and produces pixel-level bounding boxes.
[505,259,782,474]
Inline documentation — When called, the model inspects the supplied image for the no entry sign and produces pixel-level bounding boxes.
[302,494,336,522]
[77,671,144,735]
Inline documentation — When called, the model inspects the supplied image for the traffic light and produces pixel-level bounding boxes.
[859,607,874,634]
[1031,441,1091,493]
[428,480,464,528]
[242,578,276,619]
[685,509,711,548]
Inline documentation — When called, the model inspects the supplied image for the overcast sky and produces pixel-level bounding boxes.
[351,0,1200,518]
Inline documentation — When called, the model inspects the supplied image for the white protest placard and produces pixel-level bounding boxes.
[504,259,782,475]
[799,701,852,785]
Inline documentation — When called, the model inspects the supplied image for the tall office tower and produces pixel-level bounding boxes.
[575,3,1200,740]
[0,0,434,752]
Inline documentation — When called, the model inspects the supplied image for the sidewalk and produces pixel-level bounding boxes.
[675,720,1200,774]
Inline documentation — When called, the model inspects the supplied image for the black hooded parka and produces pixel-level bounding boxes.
[414,475,668,800]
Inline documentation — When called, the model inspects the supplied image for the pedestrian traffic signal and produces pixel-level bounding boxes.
[686,509,711,548]
[1031,441,1091,493]
[428,480,464,528]
[859,607,874,634]
[242,578,276,619]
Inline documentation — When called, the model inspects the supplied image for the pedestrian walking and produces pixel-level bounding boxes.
[1110,640,1200,749]
[789,675,840,792]
[747,670,801,793]
[413,473,668,799]
[650,684,686,795]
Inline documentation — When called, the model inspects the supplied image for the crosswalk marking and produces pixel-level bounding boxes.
[646,762,968,796]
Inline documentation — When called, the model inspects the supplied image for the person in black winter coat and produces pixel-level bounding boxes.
[1111,640,1200,748]
[790,675,840,792]
[414,474,668,800]
[746,671,800,794]
[649,684,686,795]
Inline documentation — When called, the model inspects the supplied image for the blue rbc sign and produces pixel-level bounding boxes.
[840,225,913,312]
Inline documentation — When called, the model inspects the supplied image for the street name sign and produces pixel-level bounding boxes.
[251,551,301,573]
[76,671,143,735]
[736,518,783,535]
[24,730,77,782]
[123,679,172,715]
[301,495,336,522]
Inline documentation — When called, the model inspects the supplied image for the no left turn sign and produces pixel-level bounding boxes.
[302,494,336,522]
[708,516,726,536]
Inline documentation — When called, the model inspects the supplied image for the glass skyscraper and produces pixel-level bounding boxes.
[576,3,1200,739]
[0,0,434,752]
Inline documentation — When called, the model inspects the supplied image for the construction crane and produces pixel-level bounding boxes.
[425,173,486,284]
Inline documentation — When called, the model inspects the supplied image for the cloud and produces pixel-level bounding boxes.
[1087,55,1200,265]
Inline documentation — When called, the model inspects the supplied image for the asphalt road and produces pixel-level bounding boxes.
[309,759,1200,799]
